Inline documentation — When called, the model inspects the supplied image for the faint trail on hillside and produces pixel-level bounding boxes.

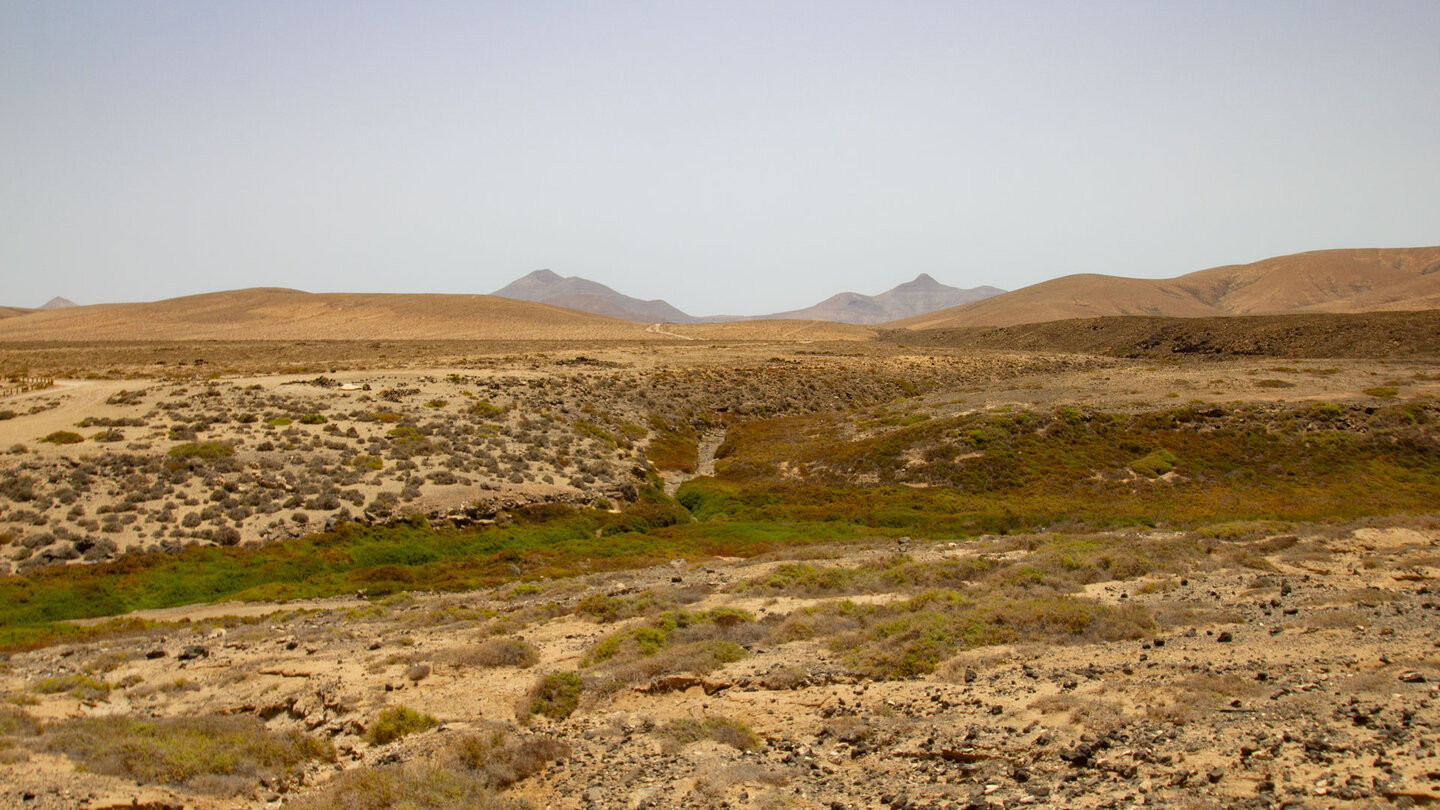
[646,323,697,340]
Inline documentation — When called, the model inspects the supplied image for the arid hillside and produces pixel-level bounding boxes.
[894,246,1440,329]
[887,309,1440,360]
[0,288,880,343]
[0,288,660,342]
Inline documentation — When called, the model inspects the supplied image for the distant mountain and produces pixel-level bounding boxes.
[891,247,1440,329]
[493,270,697,323]
[748,274,1003,325]
[40,296,77,310]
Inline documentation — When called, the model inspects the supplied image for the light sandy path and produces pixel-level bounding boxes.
[645,322,698,340]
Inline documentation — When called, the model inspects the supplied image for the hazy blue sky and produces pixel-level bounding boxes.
[2,1,1438,315]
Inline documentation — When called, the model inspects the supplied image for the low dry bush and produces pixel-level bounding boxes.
[1030,693,1130,735]
[443,637,540,670]
[286,764,512,810]
[826,589,1152,679]
[44,714,332,794]
[1145,673,1266,725]
[0,705,40,737]
[291,725,568,810]
[441,727,569,788]
[656,716,759,751]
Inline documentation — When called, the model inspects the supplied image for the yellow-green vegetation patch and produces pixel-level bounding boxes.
[39,431,83,444]
[573,419,617,446]
[585,608,755,667]
[351,454,383,470]
[467,400,503,417]
[298,413,327,424]
[265,416,292,426]
[365,705,437,745]
[1130,448,1179,477]
[32,674,112,701]
[44,714,333,793]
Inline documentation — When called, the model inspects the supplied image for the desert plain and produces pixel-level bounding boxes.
[0,320,1438,810]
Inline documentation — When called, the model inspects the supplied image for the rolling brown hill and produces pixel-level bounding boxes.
[0,288,661,342]
[0,288,877,343]
[893,246,1440,329]
[0,306,35,320]
[883,309,1440,359]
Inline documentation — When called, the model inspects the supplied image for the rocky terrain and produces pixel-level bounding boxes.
[0,520,1436,809]
[0,334,1436,809]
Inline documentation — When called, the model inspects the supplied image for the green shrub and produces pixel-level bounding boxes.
[527,672,583,719]
[423,399,447,409]
[40,431,83,445]
[365,705,437,745]
[1130,449,1179,477]
[1364,386,1399,399]
[168,442,234,460]
[298,413,327,424]
[265,417,292,426]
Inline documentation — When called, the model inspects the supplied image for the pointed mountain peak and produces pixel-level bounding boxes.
[40,296,78,310]
[524,269,564,283]
[891,273,949,293]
